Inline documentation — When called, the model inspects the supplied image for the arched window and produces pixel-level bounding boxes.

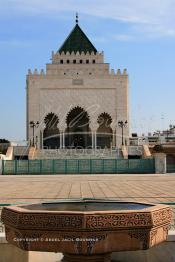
[65,107,91,148]
[43,113,60,149]
[97,113,113,149]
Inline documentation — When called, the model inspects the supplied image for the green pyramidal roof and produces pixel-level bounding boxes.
[58,24,97,54]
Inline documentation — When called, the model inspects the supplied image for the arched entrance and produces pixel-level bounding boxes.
[65,107,91,148]
[43,113,60,149]
[97,113,113,148]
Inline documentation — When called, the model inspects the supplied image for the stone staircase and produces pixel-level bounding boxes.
[143,144,152,158]
[28,147,37,160]
[1,146,152,161]
[0,146,13,160]
[34,148,123,159]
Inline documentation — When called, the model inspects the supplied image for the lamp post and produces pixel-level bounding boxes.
[35,136,38,149]
[29,121,39,147]
[118,120,128,146]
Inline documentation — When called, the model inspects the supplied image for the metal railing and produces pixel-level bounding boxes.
[2,158,155,175]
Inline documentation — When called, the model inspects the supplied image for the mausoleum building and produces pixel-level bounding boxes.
[26,18,129,149]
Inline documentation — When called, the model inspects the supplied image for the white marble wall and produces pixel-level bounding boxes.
[26,52,129,148]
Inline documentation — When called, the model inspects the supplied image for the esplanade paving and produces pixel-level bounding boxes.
[0,174,175,204]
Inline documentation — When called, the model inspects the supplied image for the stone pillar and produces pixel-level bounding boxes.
[60,132,62,149]
[112,130,116,148]
[91,131,94,149]
[94,131,97,149]
[116,129,119,149]
[154,153,167,174]
[90,123,98,150]
[63,132,65,149]
[40,130,43,149]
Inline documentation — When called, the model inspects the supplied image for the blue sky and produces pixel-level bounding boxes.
[0,0,174,141]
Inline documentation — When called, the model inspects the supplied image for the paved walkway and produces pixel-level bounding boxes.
[0,174,175,204]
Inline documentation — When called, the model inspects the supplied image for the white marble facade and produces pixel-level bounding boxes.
[26,21,129,149]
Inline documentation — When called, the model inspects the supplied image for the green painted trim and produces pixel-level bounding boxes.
[2,158,155,175]
[40,159,42,173]
[65,159,67,174]
[15,159,17,174]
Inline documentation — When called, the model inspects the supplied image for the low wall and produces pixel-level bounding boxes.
[2,158,155,175]
[0,231,175,262]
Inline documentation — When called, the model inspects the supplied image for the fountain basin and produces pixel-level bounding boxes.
[1,199,172,262]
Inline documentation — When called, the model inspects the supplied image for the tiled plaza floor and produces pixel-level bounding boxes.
[0,173,175,204]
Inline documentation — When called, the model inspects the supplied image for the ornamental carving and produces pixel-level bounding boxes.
[152,208,172,226]
[18,213,83,230]
[2,209,83,230]
[163,225,169,236]
[1,201,172,258]
[1,209,18,226]
[150,229,158,246]
[60,233,107,254]
[128,230,149,249]
[86,234,107,254]
[61,234,83,254]
[86,213,152,229]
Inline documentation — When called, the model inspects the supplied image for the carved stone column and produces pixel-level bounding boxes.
[40,130,44,150]
[60,132,62,149]
[89,123,98,150]
[63,132,65,149]
[94,131,97,149]
[115,128,121,149]
[112,129,116,148]
[111,121,116,149]
[60,122,67,149]
[39,130,42,150]
[91,131,94,148]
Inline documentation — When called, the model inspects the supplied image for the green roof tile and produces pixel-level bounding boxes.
[58,24,97,54]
